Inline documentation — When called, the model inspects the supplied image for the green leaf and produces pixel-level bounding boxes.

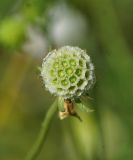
[76,102,94,113]
[84,92,94,100]
[75,96,94,113]
[80,96,93,105]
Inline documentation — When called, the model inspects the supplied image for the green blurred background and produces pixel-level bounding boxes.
[0,0,133,159]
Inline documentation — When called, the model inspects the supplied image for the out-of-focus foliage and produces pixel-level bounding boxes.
[0,17,26,48]
[0,0,133,160]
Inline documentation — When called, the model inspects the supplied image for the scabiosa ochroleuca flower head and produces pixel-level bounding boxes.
[41,46,94,99]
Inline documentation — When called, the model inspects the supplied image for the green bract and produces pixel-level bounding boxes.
[41,46,94,99]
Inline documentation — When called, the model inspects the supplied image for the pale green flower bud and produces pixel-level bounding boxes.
[41,46,95,99]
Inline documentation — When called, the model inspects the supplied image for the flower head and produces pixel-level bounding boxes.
[41,46,95,99]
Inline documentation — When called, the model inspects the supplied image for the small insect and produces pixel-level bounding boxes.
[59,99,82,121]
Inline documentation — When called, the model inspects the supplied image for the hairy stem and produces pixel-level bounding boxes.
[25,99,58,160]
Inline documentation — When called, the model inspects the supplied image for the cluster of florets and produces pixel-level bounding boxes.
[41,46,94,99]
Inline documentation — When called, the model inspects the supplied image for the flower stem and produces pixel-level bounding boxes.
[25,99,58,160]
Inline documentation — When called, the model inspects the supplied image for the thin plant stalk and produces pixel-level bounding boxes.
[25,99,58,160]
